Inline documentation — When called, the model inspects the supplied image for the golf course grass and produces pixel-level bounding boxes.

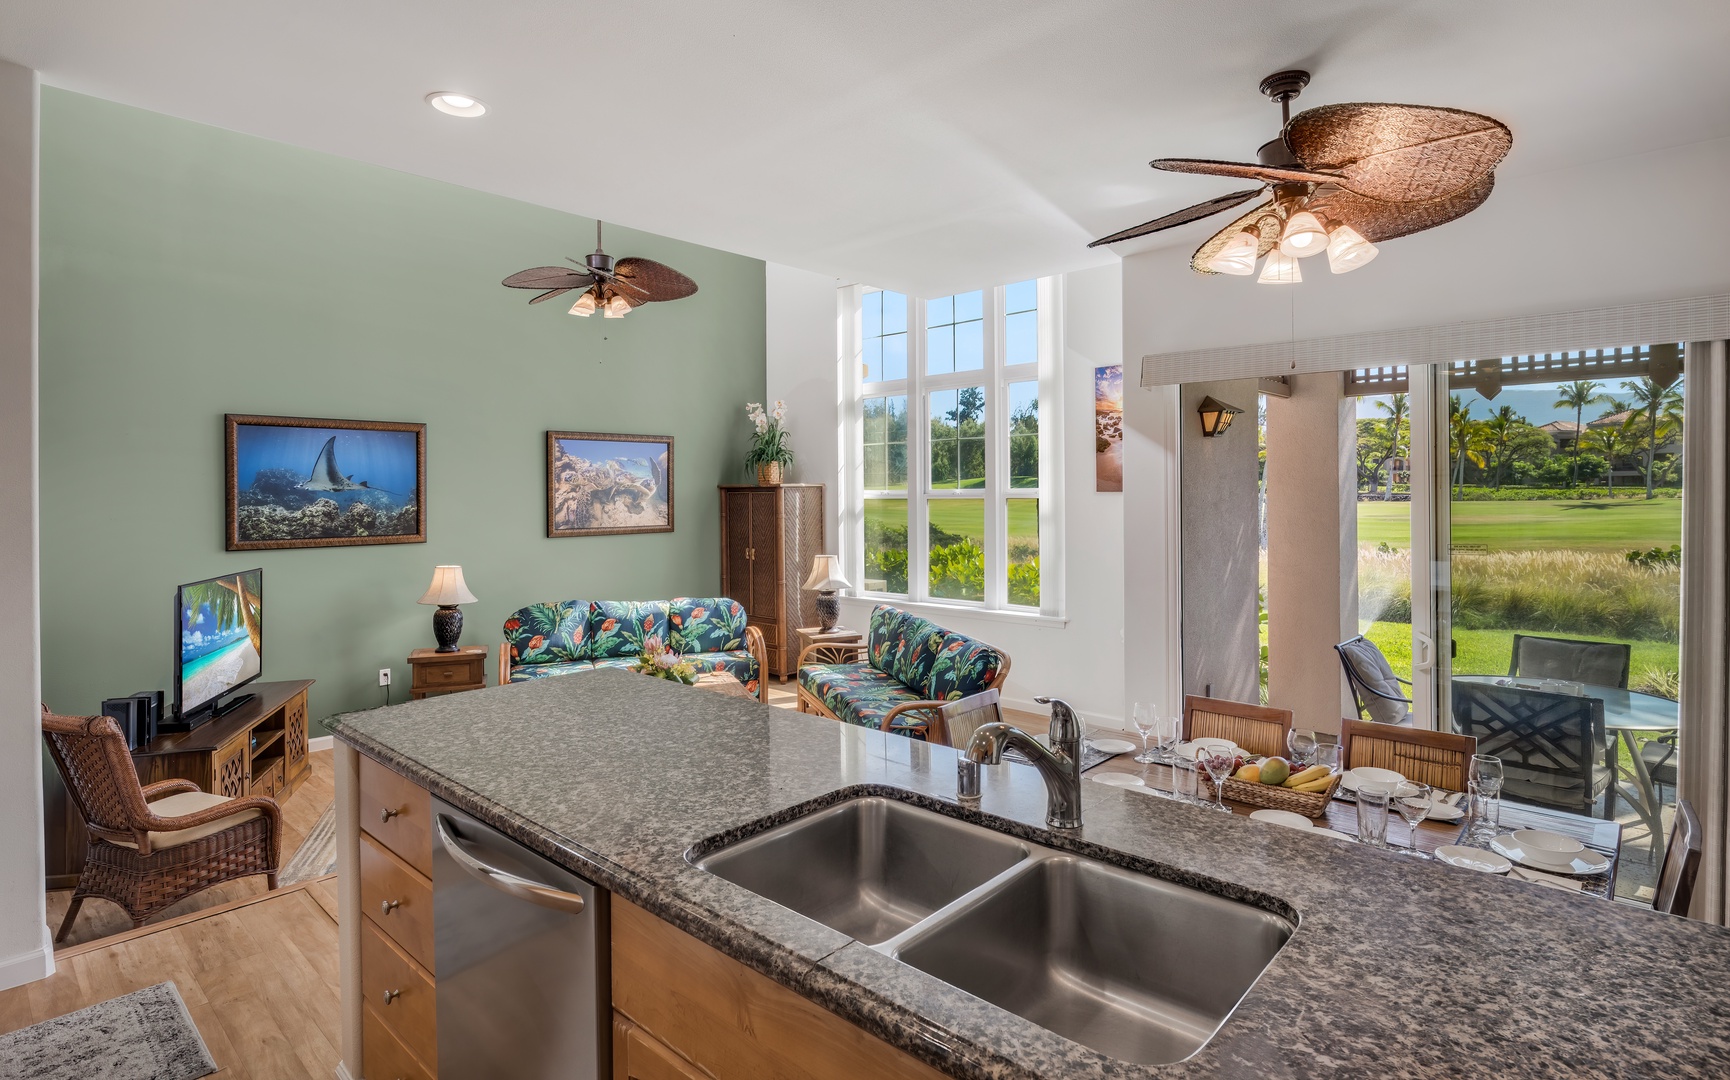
[1357,497,1681,553]
[865,497,1039,545]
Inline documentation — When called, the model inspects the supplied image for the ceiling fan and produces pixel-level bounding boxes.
[1089,70,1511,282]
[502,222,698,317]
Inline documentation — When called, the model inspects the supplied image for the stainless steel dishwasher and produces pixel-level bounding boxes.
[432,798,610,1078]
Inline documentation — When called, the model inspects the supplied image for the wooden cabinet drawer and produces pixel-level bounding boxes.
[249,757,285,798]
[614,1014,713,1080]
[362,920,437,1072]
[360,832,434,971]
[410,656,485,691]
[365,1001,435,1080]
[361,754,433,877]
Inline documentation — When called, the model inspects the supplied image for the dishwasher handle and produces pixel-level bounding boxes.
[435,815,586,915]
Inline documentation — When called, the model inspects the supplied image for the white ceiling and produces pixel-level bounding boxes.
[3,0,1726,297]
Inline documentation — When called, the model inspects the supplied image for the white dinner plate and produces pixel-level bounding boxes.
[1174,739,1238,764]
[1435,845,1512,874]
[1490,835,1610,877]
[1248,809,1313,831]
[1424,801,1465,823]
[1089,738,1138,756]
[1339,767,1405,793]
[1088,772,1145,787]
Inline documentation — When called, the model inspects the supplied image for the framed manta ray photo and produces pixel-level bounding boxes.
[225,414,427,550]
[546,430,673,538]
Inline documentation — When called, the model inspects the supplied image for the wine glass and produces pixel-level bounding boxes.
[1468,754,1504,841]
[1132,703,1159,764]
[1394,782,1434,858]
[1287,728,1318,766]
[1199,750,1237,813]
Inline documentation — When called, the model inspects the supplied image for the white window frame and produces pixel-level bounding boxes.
[840,278,1063,620]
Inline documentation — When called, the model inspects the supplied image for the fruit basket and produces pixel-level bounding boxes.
[1202,768,1343,818]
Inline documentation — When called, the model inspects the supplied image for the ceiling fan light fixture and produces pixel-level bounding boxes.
[426,91,487,118]
[568,290,598,317]
[602,294,632,318]
[1205,228,1261,275]
[1325,225,1379,274]
[1278,210,1328,258]
[1257,249,1302,285]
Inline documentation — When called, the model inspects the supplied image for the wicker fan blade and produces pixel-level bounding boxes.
[613,258,698,303]
[1087,187,1265,248]
[1189,200,1283,275]
[528,287,576,305]
[1287,103,1512,203]
[503,266,596,290]
[1151,158,1340,186]
[1307,173,1495,244]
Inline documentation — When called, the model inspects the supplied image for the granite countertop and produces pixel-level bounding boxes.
[329,670,1730,1079]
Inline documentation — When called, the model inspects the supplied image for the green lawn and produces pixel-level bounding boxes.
[866,499,1038,544]
[1357,498,1682,553]
[1364,621,1679,685]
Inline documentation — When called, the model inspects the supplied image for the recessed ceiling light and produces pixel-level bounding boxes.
[426,91,486,118]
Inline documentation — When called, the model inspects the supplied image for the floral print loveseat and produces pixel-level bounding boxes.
[499,598,766,701]
[796,604,1010,741]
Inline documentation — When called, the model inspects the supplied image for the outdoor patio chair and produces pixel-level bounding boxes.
[1335,635,1413,725]
[1184,695,1293,759]
[1450,681,1611,818]
[1509,633,1632,689]
[1654,798,1702,918]
[1641,733,1679,803]
[1339,718,1478,792]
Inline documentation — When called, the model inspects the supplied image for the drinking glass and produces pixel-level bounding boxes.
[1199,750,1236,813]
[1312,742,1341,774]
[1166,753,1198,804]
[1151,715,1179,764]
[1355,780,1394,847]
[1287,728,1318,767]
[1394,782,1434,857]
[1132,703,1159,764]
[1468,754,1504,841]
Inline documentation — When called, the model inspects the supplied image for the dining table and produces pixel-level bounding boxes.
[1452,673,1677,840]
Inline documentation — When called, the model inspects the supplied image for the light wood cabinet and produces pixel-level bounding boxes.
[357,758,438,1076]
[718,484,825,679]
[613,1016,714,1080]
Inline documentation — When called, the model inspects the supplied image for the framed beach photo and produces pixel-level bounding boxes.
[225,414,427,550]
[546,431,674,537]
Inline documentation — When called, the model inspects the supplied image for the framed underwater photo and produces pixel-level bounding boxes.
[546,430,674,537]
[225,414,427,550]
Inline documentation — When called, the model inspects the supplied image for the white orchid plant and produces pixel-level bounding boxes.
[744,400,794,468]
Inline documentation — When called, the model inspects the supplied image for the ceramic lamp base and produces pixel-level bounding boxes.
[815,592,839,631]
[433,605,464,652]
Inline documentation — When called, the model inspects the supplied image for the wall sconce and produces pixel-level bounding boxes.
[1196,396,1244,438]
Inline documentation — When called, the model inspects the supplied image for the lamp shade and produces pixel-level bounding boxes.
[568,290,598,317]
[602,294,631,318]
[1278,210,1328,258]
[802,554,851,592]
[1204,228,1260,276]
[418,565,477,606]
[1326,225,1379,274]
[1257,248,1302,285]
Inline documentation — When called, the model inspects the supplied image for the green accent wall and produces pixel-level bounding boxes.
[38,89,766,731]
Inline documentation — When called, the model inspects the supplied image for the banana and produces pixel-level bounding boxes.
[1282,765,1331,788]
[1292,775,1335,793]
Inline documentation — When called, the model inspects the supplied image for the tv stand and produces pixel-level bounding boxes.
[132,680,315,801]
[211,691,257,719]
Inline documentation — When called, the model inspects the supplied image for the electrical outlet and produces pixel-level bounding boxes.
[379,668,392,687]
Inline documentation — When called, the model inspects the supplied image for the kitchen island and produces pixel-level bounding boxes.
[329,669,1730,1079]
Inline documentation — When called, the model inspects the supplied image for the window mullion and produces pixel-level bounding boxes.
[984,285,1006,610]
[909,297,930,605]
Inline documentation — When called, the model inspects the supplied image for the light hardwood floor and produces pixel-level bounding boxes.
[46,750,336,948]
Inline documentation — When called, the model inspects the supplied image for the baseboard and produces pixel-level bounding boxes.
[0,925,55,991]
[309,735,334,752]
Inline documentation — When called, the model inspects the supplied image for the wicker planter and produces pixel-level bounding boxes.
[1202,771,1342,818]
[756,462,784,486]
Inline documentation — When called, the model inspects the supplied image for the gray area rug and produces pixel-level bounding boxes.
[279,801,337,885]
[0,982,216,1080]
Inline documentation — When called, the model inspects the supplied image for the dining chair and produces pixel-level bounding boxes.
[934,689,1003,750]
[1654,798,1702,918]
[1339,719,1478,792]
[1508,634,1632,689]
[1641,733,1679,803]
[42,709,282,942]
[1450,681,1611,818]
[1183,695,1293,759]
[1335,636,1413,725]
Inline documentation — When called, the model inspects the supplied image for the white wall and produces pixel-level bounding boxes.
[774,263,1130,728]
[0,57,50,991]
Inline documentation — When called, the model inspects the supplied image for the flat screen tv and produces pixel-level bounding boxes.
[174,568,263,724]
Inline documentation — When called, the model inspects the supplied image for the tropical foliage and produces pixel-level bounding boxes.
[744,400,794,468]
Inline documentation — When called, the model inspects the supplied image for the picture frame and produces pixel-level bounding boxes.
[225,414,427,551]
[546,430,675,538]
[1095,365,1124,492]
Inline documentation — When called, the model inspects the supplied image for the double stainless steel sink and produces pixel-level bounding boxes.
[692,797,1293,1066]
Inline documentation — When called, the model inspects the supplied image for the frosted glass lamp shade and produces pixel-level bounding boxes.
[602,294,631,318]
[1204,229,1260,276]
[418,565,478,606]
[568,291,598,316]
[802,555,851,593]
[1257,248,1302,284]
[1278,211,1328,258]
[1326,225,1380,274]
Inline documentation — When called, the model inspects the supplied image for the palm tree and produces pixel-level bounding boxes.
[1373,393,1409,500]
[1482,405,1523,489]
[1552,380,1605,487]
[1584,414,1643,495]
[1620,377,1684,498]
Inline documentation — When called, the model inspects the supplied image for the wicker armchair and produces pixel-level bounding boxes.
[42,710,282,942]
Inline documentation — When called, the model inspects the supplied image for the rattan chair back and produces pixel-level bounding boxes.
[1340,718,1478,792]
[1184,695,1293,759]
[42,711,156,846]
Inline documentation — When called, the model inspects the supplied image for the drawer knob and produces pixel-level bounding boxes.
[379,899,401,916]
[379,807,400,823]
[381,988,401,1006]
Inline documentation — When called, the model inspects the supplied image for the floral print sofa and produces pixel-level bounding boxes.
[498,598,767,701]
[796,604,1010,741]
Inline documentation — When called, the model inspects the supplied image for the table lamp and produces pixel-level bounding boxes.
[418,565,478,652]
[802,555,851,632]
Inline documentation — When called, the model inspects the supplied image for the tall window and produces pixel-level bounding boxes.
[848,280,1056,615]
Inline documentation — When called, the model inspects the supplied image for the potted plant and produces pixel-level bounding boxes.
[632,634,697,685]
[745,400,793,486]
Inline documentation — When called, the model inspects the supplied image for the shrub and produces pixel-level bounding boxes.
[1632,667,1680,701]
[1626,544,1681,568]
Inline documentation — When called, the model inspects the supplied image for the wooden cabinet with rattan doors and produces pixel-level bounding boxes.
[718,484,824,679]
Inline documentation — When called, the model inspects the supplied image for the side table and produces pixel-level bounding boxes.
[408,646,488,700]
[795,626,864,669]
